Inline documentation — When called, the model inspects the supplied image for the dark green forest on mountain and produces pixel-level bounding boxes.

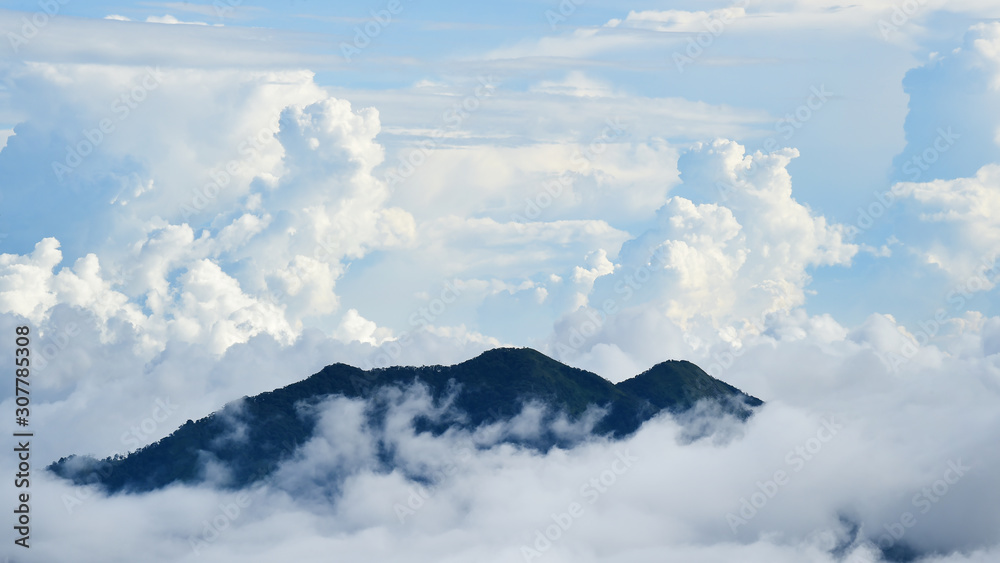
[48,348,762,493]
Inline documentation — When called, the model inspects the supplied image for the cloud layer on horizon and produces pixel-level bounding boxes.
[1,3,1000,562]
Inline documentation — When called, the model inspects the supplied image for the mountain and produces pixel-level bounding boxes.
[47,347,762,493]
[617,359,763,414]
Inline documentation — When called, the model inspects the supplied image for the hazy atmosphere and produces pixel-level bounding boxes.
[1,0,1000,561]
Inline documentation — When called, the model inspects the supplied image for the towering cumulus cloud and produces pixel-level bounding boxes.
[0,2,999,562]
[0,65,415,356]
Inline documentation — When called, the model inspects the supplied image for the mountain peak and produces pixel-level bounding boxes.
[48,348,761,493]
[460,346,565,370]
[618,359,763,414]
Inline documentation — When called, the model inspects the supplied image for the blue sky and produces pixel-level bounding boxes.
[3,2,1000,561]
[1,0,999,357]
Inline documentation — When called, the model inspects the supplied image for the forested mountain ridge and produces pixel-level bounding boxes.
[48,347,762,493]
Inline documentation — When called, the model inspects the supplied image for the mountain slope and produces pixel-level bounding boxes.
[48,348,762,493]
[617,359,764,416]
